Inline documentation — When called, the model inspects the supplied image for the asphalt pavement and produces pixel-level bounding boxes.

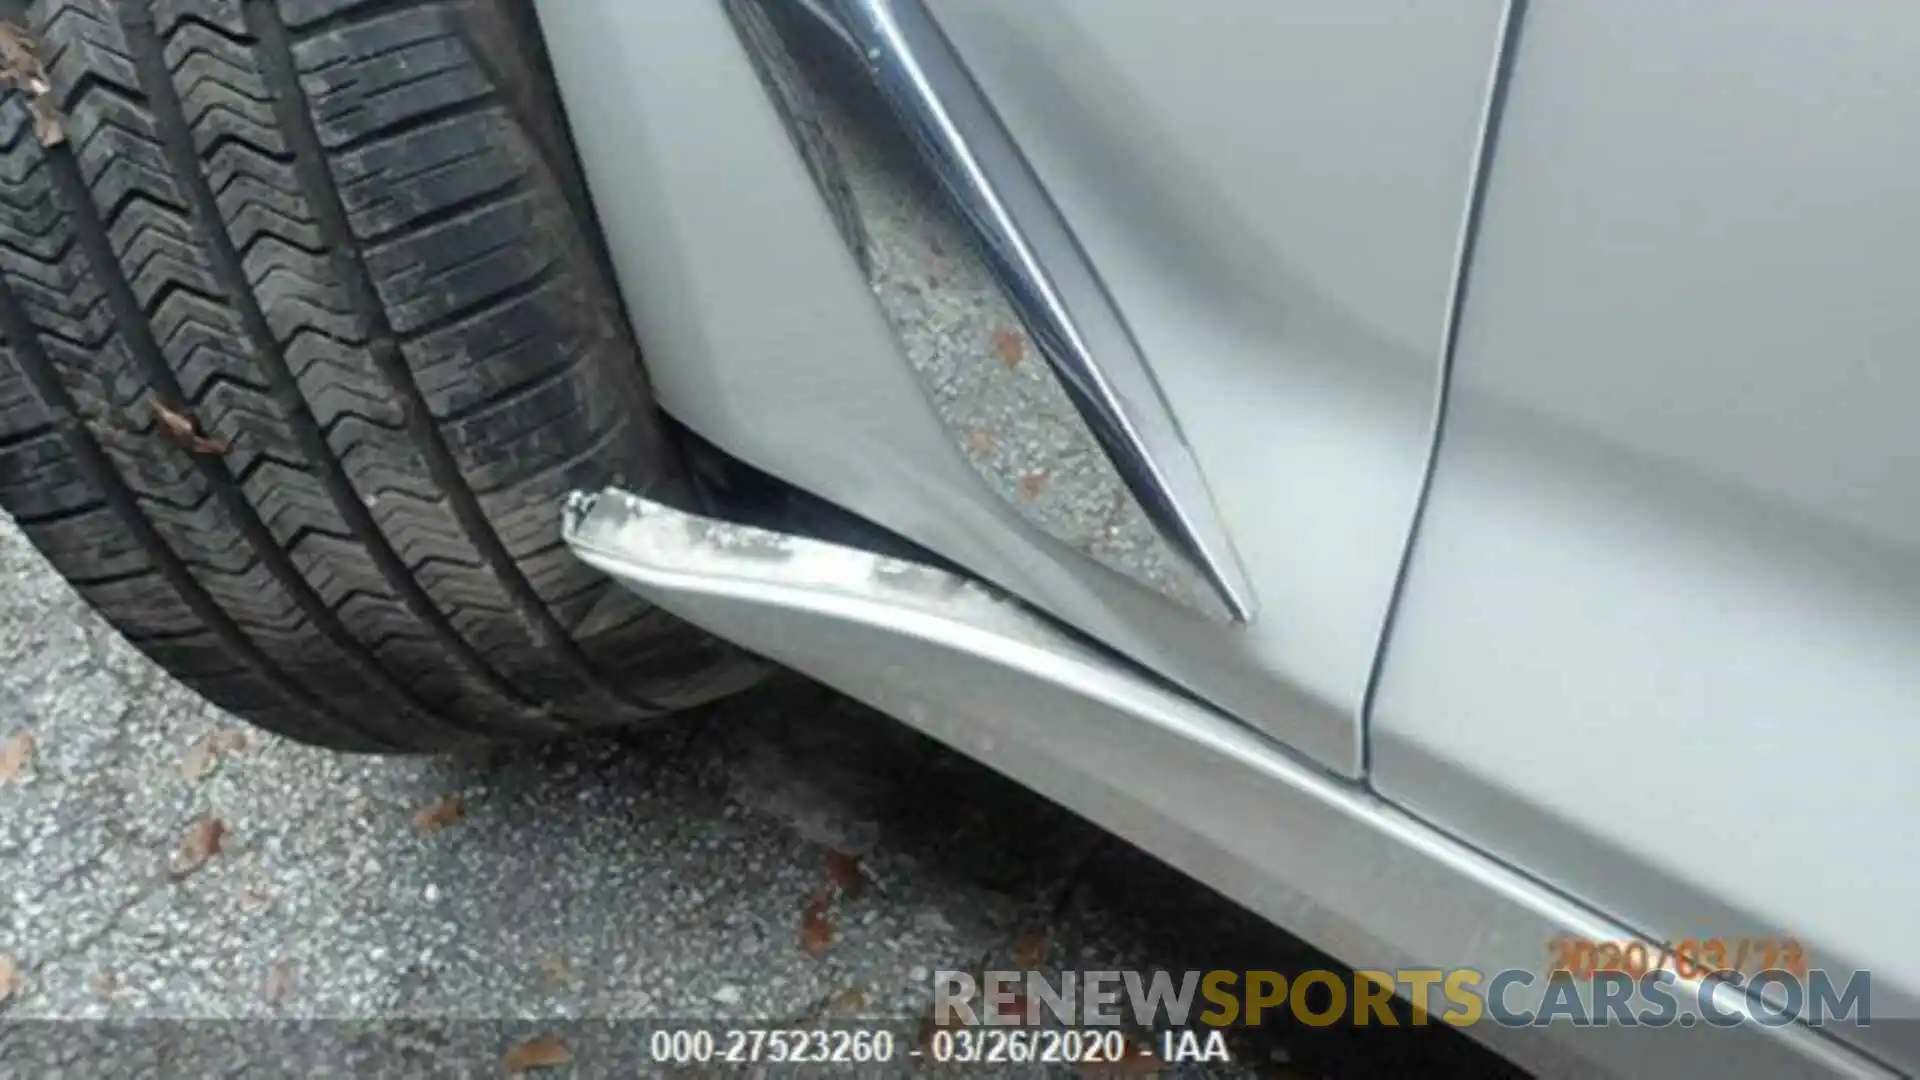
[0,513,1519,1077]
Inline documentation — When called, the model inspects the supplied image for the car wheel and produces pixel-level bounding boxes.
[0,0,763,750]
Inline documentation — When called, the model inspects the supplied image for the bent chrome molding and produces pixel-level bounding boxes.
[725,0,1255,624]
[563,487,1883,1080]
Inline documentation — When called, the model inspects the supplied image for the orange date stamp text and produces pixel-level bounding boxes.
[1546,935,1808,981]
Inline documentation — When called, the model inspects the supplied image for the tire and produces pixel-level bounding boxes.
[0,0,764,751]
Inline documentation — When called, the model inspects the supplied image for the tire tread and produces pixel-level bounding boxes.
[0,0,761,750]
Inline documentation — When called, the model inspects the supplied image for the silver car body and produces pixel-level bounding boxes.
[535,2,1915,1076]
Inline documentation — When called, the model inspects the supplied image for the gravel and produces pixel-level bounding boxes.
[0,513,1518,1077]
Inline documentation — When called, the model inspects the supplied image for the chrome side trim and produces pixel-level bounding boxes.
[726,0,1255,624]
[564,487,1883,1080]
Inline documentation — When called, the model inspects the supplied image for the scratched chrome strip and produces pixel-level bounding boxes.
[563,487,1880,1080]
[725,0,1255,624]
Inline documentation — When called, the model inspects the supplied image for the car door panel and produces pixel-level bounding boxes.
[1371,0,1920,1066]
[538,0,1508,773]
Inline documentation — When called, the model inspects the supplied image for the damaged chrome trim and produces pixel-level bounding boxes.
[562,487,1880,1080]
[725,0,1255,624]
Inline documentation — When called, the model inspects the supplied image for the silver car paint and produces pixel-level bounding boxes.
[535,0,1907,1073]
[533,0,1505,774]
[723,0,1244,622]
[565,490,1887,1080]
[736,0,1259,624]
[1371,0,1920,1069]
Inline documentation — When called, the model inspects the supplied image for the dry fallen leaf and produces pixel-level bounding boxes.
[30,95,60,147]
[536,955,571,986]
[1012,932,1047,971]
[825,850,865,900]
[239,885,273,914]
[991,327,1025,368]
[0,954,16,1004]
[182,730,251,782]
[1018,472,1048,500]
[0,23,38,76]
[411,794,464,835]
[503,1034,572,1074]
[992,992,1032,1026]
[799,892,835,957]
[827,986,866,1016]
[150,398,230,456]
[263,958,292,1004]
[180,737,219,782]
[0,732,33,783]
[346,795,372,818]
[171,816,225,878]
[93,971,117,999]
[966,429,995,456]
[152,400,195,441]
[0,22,59,146]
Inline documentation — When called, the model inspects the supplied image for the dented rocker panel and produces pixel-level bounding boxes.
[562,488,1887,1080]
